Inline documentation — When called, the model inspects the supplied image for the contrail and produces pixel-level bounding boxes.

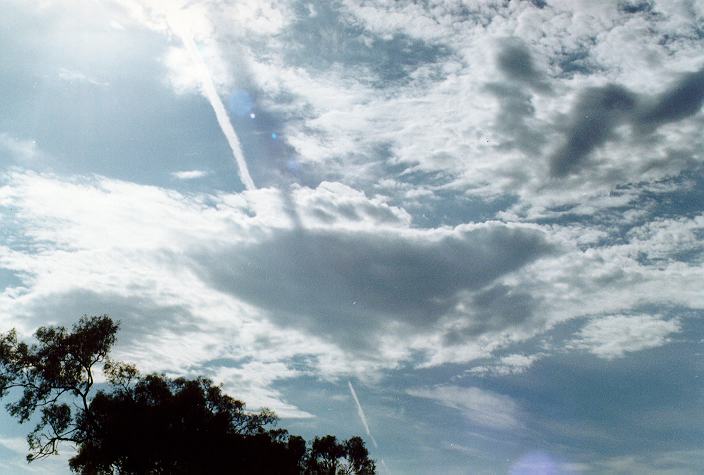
[176,27,256,191]
[348,381,391,474]
[348,381,378,448]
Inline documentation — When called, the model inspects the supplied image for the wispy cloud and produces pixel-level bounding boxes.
[468,353,542,377]
[0,133,42,162]
[58,68,109,87]
[569,314,681,359]
[407,385,522,431]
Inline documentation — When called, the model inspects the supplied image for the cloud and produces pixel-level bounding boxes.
[496,39,550,93]
[194,223,552,353]
[468,353,541,377]
[57,67,109,87]
[0,170,553,383]
[637,67,704,130]
[441,284,540,346]
[549,85,637,177]
[106,0,704,223]
[484,82,546,155]
[0,437,26,454]
[569,314,681,359]
[212,362,313,419]
[0,133,42,162]
[171,169,208,180]
[549,67,704,178]
[407,385,522,431]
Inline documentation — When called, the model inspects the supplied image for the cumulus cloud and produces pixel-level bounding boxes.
[407,385,522,431]
[569,314,681,359]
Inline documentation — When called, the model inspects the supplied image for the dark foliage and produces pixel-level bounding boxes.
[0,315,375,474]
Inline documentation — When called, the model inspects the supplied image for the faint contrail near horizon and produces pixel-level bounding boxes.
[177,28,256,191]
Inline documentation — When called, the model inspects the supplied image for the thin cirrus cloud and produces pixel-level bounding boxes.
[57,67,109,87]
[407,385,522,432]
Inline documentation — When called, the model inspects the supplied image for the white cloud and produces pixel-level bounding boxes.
[407,385,522,431]
[107,0,704,222]
[0,133,42,162]
[170,169,208,180]
[468,353,541,377]
[57,67,109,87]
[212,362,313,419]
[570,314,681,359]
[0,171,554,411]
[0,436,27,454]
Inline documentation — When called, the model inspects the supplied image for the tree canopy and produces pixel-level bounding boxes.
[0,315,375,474]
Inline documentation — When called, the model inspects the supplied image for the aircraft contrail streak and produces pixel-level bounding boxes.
[348,381,392,473]
[178,29,256,191]
[348,381,378,448]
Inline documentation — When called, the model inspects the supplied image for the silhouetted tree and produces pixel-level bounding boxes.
[0,315,375,474]
[0,315,118,462]
[306,435,376,475]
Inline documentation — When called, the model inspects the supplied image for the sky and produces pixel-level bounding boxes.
[0,0,703,473]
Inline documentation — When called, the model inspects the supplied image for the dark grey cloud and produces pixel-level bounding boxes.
[17,290,199,351]
[443,284,538,345]
[549,68,704,177]
[194,225,552,351]
[637,68,704,130]
[486,40,550,154]
[549,85,637,176]
[618,0,654,14]
[305,196,405,226]
[485,82,546,154]
[496,40,550,93]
